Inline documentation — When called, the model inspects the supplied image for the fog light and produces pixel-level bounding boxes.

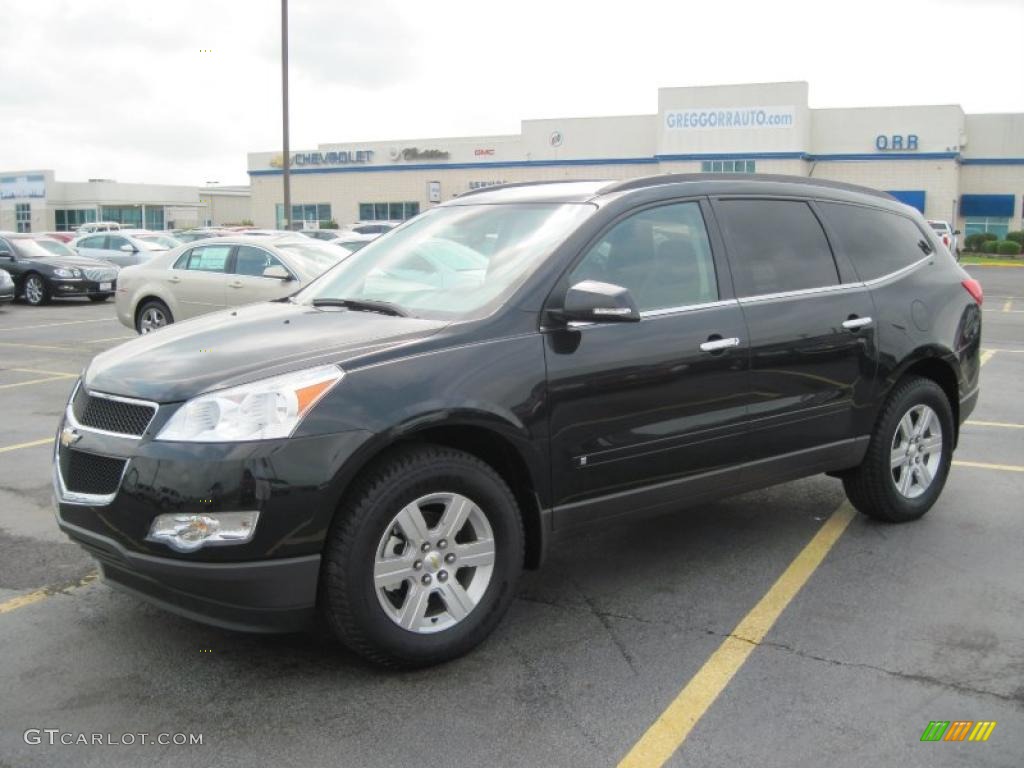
[147,511,259,552]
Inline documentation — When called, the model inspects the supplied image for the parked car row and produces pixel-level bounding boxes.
[0,233,120,305]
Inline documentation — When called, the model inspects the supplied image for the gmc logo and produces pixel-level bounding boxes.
[474,149,495,156]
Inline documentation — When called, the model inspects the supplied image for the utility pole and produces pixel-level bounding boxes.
[281,0,291,230]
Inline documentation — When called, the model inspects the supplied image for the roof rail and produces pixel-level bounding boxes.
[454,179,608,198]
[601,173,897,201]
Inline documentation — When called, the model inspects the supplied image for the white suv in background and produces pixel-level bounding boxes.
[927,220,959,257]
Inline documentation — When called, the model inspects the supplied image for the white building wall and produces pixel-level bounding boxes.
[811,160,961,223]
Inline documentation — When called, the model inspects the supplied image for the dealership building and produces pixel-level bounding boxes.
[248,81,1023,238]
[0,171,251,233]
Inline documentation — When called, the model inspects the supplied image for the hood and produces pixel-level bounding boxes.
[32,255,118,271]
[84,301,447,401]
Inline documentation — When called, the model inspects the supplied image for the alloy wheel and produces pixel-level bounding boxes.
[25,276,44,305]
[890,404,943,499]
[373,492,496,634]
[139,307,167,334]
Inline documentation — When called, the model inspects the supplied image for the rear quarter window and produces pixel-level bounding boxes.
[818,202,930,281]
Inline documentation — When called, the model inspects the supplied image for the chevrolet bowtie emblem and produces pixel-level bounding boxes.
[60,427,82,448]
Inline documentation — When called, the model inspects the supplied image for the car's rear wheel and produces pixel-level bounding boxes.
[23,274,49,306]
[843,376,954,522]
[136,299,172,334]
[321,444,523,668]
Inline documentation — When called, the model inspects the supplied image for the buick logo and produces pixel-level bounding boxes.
[60,427,81,448]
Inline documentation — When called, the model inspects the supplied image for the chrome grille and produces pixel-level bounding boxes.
[72,387,156,436]
[83,267,118,282]
[61,449,126,496]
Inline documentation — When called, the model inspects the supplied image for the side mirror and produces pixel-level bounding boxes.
[120,244,136,253]
[953,229,961,235]
[263,265,292,280]
[560,280,641,323]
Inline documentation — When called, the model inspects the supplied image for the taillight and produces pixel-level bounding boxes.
[962,278,983,305]
[942,234,950,247]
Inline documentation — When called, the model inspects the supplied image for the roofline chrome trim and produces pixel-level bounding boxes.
[862,254,931,288]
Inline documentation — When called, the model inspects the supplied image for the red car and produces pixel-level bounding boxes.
[43,232,78,243]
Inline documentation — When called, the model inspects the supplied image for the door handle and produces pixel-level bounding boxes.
[842,316,873,330]
[168,276,181,284]
[229,281,243,288]
[700,337,741,353]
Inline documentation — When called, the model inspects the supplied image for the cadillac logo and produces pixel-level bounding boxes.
[60,427,81,448]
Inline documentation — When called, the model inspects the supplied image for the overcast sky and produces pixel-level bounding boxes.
[2,0,1021,187]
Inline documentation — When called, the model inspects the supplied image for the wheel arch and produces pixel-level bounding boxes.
[134,294,172,328]
[328,417,550,570]
[883,346,962,445]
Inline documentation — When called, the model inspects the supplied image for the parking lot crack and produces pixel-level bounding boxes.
[567,579,641,676]
[747,636,1024,707]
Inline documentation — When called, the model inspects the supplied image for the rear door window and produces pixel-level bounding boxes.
[182,245,231,273]
[233,245,286,277]
[818,202,931,281]
[716,199,838,297]
[107,236,130,251]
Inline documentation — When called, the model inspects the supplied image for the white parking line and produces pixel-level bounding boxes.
[0,317,116,332]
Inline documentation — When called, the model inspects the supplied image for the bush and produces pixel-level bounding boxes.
[964,233,985,251]
[995,239,1022,256]
[1006,231,1024,246]
[981,240,999,254]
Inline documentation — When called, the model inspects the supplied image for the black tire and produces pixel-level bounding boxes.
[89,294,110,303]
[23,273,50,306]
[135,299,173,334]
[321,444,524,668]
[843,376,954,523]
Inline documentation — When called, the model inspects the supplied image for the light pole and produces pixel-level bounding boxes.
[281,0,291,230]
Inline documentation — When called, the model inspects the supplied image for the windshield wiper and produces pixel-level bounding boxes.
[311,297,409,317]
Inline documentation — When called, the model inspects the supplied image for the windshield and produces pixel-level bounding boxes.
[11,239,62,259]
[300,203,594,320]
[35,239,76,258]
[138,234,181,248]
[276,241,349,276]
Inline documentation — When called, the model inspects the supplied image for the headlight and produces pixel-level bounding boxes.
[156,365,344,442]
[53,268,82,278]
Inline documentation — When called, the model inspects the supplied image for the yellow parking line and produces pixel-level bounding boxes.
[0,317,115,332]
[0,340,77,351]
[0,374,77,390]
[618,503,856,768]
[9,367,77,377]
[0,438,53,454]
[1002,300,1013,312]
[0,573,98,615]
[979,349,995,367]
[953,460,1024,473]
[84,335,134,344]
[983,308,1024,314]
[965,420,1024,429]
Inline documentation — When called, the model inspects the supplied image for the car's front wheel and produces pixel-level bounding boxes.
[843,375,954,522]
[23,274,49,306]
[136,299,172,334]
[321,444,524,667]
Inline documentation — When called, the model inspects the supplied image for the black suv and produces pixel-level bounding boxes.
[55,175,982,667]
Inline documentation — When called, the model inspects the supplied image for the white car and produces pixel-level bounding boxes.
[116,235,353,333]
[76,221,122,234]
[72,232,173,267]
[927,220,959,256]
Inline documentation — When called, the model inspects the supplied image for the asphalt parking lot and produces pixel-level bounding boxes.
[1,267,1022,767]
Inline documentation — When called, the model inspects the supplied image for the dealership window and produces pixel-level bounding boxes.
[54,208,97,231]
[275,203,332,229]
[101,205,143,228]
[701,160,755,173]
[145,207,165,231]
[15,203,31,232]
[358,202,420,222]
[963,217,1010,239]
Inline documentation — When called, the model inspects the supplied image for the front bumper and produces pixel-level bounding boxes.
[0,287,13,303]
[54,392,374,632]
[50,278,117,297]
[60,520,320,632]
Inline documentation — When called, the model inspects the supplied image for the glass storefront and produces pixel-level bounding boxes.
[275,203,332,229]
[55,208,97,231]
[358,201,420,222]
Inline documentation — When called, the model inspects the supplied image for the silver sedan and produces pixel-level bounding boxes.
[115,235,354,333]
